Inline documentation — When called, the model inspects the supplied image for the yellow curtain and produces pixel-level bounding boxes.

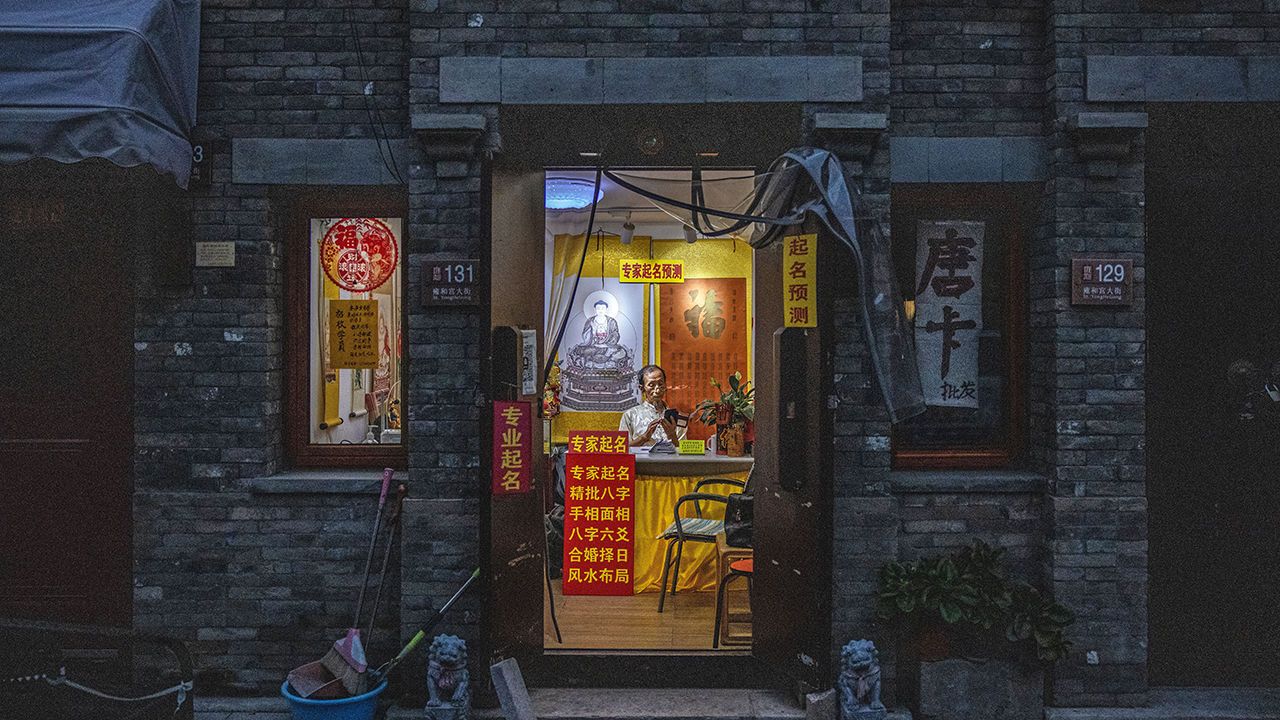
[631,470,749,594]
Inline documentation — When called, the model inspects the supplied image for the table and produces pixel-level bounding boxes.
[630,451,753,594]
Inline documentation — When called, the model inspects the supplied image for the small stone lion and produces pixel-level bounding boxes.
[425,634,470,720]
[837,639,885,717]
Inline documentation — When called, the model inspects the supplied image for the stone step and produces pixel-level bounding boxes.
[1047,688,1280,720]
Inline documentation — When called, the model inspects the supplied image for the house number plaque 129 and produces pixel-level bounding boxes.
[1071,257,1133,306]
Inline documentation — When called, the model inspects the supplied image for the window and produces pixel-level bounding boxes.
[286,190,407,468]
[890,185,1030,468]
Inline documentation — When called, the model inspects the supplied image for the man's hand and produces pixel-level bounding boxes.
[638,418,663,444]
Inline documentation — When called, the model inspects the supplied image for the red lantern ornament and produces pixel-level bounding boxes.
[320,217,399,292]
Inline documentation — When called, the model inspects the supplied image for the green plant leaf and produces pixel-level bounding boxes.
[939,602,963,624]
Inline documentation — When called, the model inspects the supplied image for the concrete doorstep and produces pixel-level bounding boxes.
[197,689,914,720]
[1046,688,1280,720]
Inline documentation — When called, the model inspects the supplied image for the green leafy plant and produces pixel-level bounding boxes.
[694,371,755,425]
[877,540,1074,662]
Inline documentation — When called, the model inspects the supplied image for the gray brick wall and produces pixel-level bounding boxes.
[122,0,1280,703]
[891,0,1045,137]
[133,487,402,691]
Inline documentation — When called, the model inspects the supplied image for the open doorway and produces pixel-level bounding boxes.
[484,104,834,691]
[540,168,758,653]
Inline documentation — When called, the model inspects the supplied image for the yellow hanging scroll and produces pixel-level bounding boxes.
[328,299,379,368]
[783,233,817,328]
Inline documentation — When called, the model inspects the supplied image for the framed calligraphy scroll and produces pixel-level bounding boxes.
[914,221,984,409]
[889,184,1031,469]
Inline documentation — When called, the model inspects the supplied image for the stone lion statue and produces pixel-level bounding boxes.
[425,634,470,720]
[837,639,885,718]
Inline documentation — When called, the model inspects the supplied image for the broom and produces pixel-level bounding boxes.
[322,467,395,695]
[368,568,480,686]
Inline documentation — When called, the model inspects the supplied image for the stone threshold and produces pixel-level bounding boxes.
[195,690,912,720]
[1047,687,1280,720]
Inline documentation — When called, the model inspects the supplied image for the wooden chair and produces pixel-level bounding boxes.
[656,477,745,613]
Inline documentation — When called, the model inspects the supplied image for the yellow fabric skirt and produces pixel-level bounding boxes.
[631,470,749,594]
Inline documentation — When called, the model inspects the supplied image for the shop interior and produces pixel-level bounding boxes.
[536,169,761,652]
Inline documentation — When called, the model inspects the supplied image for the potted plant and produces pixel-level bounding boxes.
[694,372,754,456]
[877,541,1074,720]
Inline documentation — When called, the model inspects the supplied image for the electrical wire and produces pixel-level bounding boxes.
[345,6,405,185]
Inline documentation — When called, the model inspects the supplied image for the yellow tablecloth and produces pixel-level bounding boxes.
[632,470,749,594]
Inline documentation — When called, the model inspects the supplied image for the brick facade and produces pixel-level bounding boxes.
[104,0,1280,706]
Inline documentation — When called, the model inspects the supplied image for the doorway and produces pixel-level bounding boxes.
[482,103,833,691]
[1146,104,1280,686]
[0,171,135,626]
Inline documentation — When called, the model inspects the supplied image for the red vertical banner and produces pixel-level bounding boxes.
[563,452,637,596]
[492,401,532,496]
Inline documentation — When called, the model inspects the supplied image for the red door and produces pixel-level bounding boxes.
[0,188,134,626]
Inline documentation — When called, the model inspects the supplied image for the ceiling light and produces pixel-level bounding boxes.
[545,177,604,210]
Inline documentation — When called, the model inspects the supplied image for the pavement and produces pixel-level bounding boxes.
[197,686,1280,720]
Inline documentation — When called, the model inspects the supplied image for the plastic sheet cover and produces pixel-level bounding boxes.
[0,0,200,187]
[603,148,926,423]
[754,148,926,423]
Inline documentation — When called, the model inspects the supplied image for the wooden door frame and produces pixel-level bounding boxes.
[478,101,836,688]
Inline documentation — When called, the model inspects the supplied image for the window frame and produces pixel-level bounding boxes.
[285,188,409,469]
[890,183,1030,470]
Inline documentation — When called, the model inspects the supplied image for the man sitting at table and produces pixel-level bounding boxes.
[619,364,687,447]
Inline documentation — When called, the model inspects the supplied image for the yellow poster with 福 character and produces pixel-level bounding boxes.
[328,299,379,368]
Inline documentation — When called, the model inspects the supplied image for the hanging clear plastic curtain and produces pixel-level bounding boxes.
[601,148,925,423]
[544,207,593,369]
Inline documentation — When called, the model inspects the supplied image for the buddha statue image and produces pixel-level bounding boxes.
[572,300,630,369]
[561,291,638,411]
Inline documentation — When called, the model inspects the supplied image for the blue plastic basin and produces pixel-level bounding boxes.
[280,679,387,720]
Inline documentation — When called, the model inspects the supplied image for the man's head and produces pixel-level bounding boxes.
[637,364,667,401]
[593,300,609,316]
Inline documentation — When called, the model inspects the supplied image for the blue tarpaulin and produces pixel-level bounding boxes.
[0,0,199,187]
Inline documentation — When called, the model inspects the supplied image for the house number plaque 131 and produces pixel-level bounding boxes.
[422,259,482,306]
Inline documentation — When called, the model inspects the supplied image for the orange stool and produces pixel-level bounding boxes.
[712,558,753,649]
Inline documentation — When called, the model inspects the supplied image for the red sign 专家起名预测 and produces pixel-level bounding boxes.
[567,430,629,454]
[562,452,636,596]
[492,401,532,496]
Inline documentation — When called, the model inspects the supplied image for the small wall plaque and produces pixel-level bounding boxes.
[423,259,481,306]
[1071,257,1133,306]
[195,241,235,267]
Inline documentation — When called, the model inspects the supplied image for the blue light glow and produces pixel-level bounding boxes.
[545,177,604,209]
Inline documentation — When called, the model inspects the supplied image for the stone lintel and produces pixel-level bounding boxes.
[1069,112,1148,179]
[811,112,887,164]
[412,113,487,160]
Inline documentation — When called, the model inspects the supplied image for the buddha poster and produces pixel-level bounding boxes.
[559,281,644,412]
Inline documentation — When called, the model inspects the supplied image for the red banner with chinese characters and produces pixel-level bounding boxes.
[567,430,629,454]
[563,452,636,596]
[492,401,532,496]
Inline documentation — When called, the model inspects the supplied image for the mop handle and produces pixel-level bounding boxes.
[375,569,479,676]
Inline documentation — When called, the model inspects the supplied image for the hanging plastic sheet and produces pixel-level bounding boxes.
[600,148,925,423]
